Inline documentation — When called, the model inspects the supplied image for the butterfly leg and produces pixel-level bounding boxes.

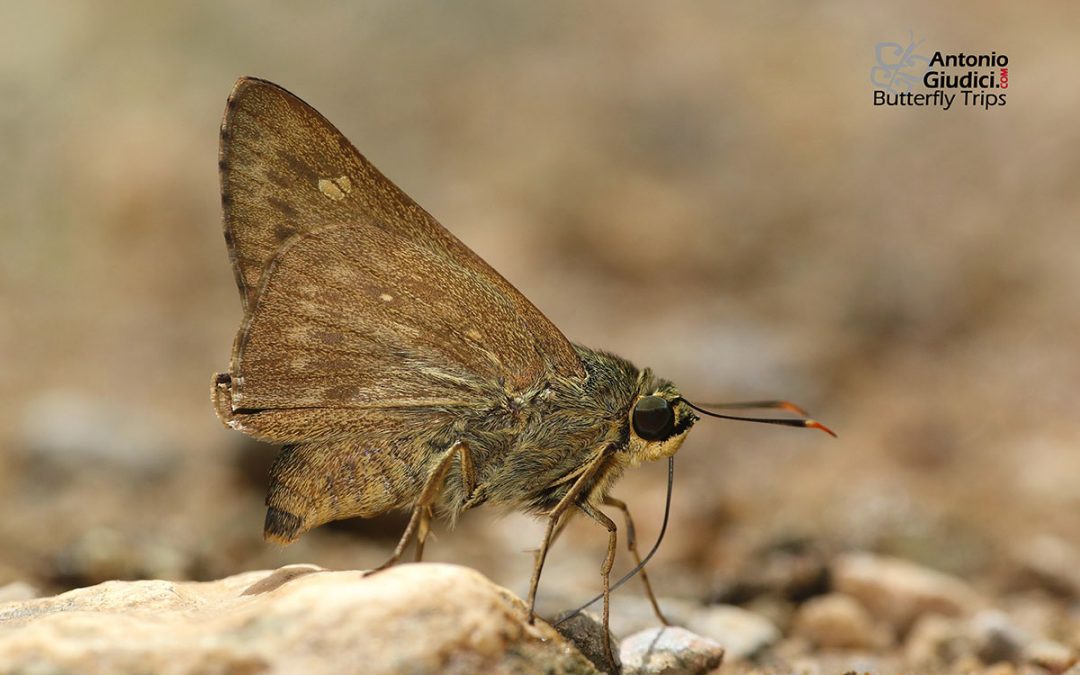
[528,508,576,576]
[414,506,433,562]
[416,441,477,561]
[367,440,470,574]
[580,502,619,672]
[526,451,610,624]
[603,496,670,625]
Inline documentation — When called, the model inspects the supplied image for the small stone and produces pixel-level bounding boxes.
[833,552,981,632]
[792,593,890,650]
[620,626,724,675]
[552,610,620,673]
[1024,639,1077,674]
[971,609,1028,665]
[685,604,780,660]
[745,594,796,634]
[905,613,972,670]
[1015,536,1080,599]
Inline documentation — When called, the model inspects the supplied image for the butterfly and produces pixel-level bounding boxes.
[212,77,833,669]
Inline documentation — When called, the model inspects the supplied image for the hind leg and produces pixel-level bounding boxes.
[526,451,610,622]
[604,496,670,625]
[366,440,472,574]
[580,502,619,672]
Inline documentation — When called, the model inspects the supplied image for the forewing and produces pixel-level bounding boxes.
[231,220,564,410]
[219,77,584,402]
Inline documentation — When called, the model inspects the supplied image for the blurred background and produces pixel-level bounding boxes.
[1,0,1077,645]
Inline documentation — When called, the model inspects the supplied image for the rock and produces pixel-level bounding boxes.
[1024,639,1077,674]
[0,563,599,675]
[619,626,724,675]
[904,614,971,670]
[1014,535,1080,599]
[553,610,620,673]
[971,609,1028,665]
[833,552,981,632]
[684,604,780,660]
[792,593,890,650]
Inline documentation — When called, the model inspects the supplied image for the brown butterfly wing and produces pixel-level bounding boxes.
[218,77,585,413]
[232,220,566,411]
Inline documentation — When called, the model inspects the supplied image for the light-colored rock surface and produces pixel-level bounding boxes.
[833,552,982,631]
[619,626,724,675]
[0,563,598,675]
[683,604,780,660]
[792,592,890,650]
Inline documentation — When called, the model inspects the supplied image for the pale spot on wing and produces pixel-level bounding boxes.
[335,175,352,193]
[465,328,482,341]
[318,178,346,201]
[379,293,393,302]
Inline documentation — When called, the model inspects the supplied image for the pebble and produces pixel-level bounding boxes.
[1015,535,1080,599]
[620,626,724,675]
[685,603,780,660]
[833,552,981,632]
[1024,639,1077,674]
[792,593,889,650]
[904,613,971,670]
[971,609,1028,665]
[552,610,620,673]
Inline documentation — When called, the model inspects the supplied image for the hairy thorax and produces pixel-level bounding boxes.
[438,346,641,520]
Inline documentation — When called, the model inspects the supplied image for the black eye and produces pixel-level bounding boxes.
[632,396,675,441]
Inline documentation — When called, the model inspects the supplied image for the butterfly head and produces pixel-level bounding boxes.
[623,371,698,466]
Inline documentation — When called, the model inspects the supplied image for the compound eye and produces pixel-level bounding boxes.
[632,395,675,441]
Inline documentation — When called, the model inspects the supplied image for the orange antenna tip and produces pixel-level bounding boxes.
[805,419,837,438]
[777,401,811,416]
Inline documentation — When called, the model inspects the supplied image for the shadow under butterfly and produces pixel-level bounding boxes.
[211,77,834,670]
